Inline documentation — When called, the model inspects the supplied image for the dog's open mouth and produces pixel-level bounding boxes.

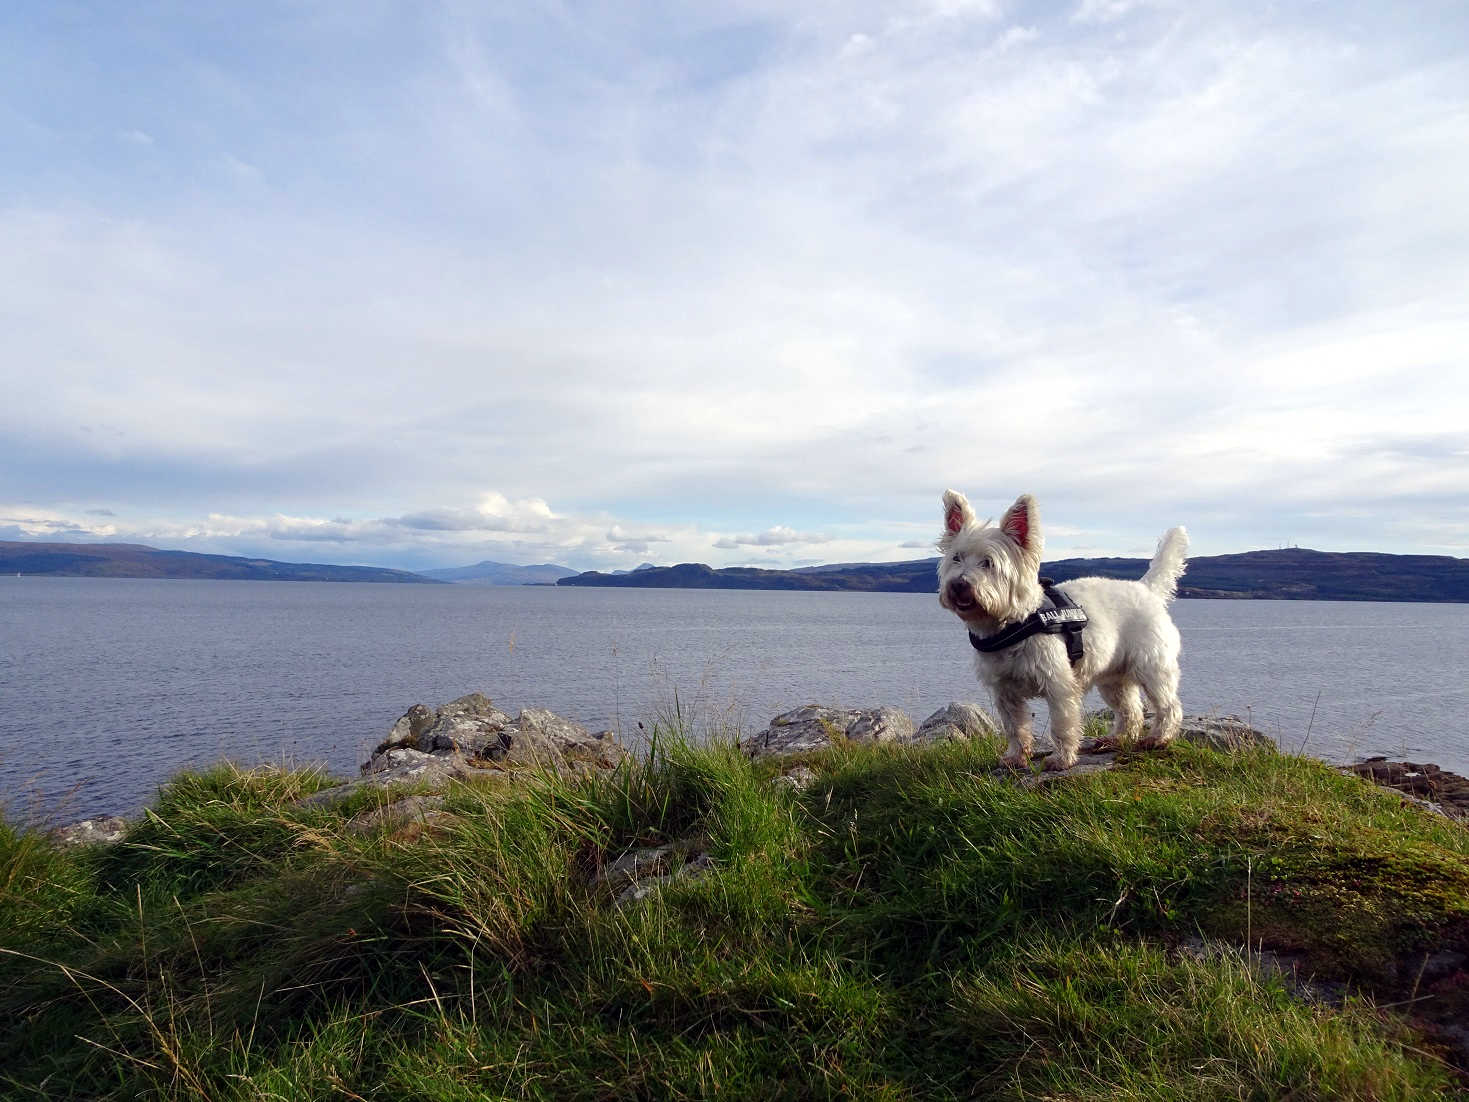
[949,593,978,614]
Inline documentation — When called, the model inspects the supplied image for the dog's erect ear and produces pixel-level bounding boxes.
[940,490,976,545]
[999,494,1041,555]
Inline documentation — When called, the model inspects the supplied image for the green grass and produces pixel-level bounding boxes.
[3,730,1467,1099]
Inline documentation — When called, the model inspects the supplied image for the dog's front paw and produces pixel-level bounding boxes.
[1135,735,1174,751]
[1081,735,1122,754]
[1043,751,1078,772]
[1000,750,1030,769]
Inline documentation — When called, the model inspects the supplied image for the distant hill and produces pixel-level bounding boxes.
[418,560,577,585]
[559,548,1469,602]
[11,539,1465,600]
[0,541,437,583]
[561,559,938,592]
[1050,548,1469,602]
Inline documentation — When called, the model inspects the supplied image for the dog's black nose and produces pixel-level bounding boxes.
[947,578,974,605]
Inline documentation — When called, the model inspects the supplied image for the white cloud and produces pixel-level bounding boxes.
[0,508,119,541]
[713,526,831,549]
[1071,0,1154,25]
[218,153,262,182]
[993,25,1039,51]
[1,2,1466,566]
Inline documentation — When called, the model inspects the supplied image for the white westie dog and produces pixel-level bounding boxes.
[937,490,1189,771]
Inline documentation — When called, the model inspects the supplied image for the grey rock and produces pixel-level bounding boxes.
[439,691,500,719]
[615,881,662,907]
[619,853,716,907]
[1017,750,1118,785]
[743,704,915,760]
[746,705,861,758]
[771,765,819,792]
[362,702,439,765]
[1343,759,1469,820]
[346,793,447,835]
[49,816,128,847]
[363,746,434,776]
[603,848,715,908]
[1086,710,1274,752]
[427,710,513,755]
[419,693,511,752]
[348,697,628,805]
[1012,712,1277,785]
[303,749,477,809]
[848,706,915,744]
[593,843,678,892]
[369,749,475,788]
[747,704,1274,766]
[499,708,626,769]
[914,702,998,744]
[381,703,436,752]
[385,809,460,843]
[1178,715,1274,751]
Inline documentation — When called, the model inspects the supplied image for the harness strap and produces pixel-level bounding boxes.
[967,578,1087,665]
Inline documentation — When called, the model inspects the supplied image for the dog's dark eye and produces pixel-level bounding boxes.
[951,553,962,563]
[980,557,992,569]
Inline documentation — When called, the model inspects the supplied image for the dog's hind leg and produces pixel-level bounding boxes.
[1137,665,1181,749]
[995,691,1034,768]
[1098,680,1142,745]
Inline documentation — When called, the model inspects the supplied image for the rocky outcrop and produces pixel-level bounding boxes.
[296,695,627,810]
[1345,759,1469,820]
[741,704,910,759]
[362,694,622,774]
[382,703,436,751]
[1178,714,1276,751]
[49,816,129,847]
[742,701,999,760]
[913,702,999,744]
[503,708,625,770]
[590,840,714,908]
[366,694,511,759]
[296,747,475,811]
[1015,715,1275,786]
[1087,710,1276,753]
[744,703,1286,785]
[345,794,452,838]
[771,764,820,792]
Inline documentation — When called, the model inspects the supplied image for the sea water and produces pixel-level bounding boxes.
[3,578,1466,821]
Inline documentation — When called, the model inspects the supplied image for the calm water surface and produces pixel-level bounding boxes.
[3,578,1467,822]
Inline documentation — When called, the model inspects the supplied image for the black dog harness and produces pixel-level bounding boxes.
[968,578,1088,665]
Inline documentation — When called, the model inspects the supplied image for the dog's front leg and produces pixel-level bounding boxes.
[1043,681,1082,771]
[995,691,1033,768]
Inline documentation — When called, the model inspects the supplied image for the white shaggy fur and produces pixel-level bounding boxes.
[937,490,1189,771]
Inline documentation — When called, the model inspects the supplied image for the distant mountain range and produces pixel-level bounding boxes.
[0,542,436,583]
[560,560,939,592]
[0,544,650,587]
[559,548,1469,602]
[415,561,660,584]
[418,560,577,585]
[9,541,1468,601]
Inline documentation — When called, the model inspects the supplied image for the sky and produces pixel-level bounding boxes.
[3,1,1467,573]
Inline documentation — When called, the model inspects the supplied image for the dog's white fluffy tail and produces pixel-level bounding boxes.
[1142,526,1189,602]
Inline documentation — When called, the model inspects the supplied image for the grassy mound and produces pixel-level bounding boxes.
[3,731,1468,1100]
